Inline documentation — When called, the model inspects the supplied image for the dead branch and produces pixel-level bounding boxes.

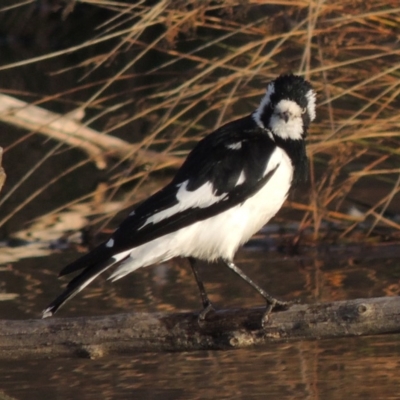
[0,93,181,169]
[2,296,400,359]
[0,147,5,193]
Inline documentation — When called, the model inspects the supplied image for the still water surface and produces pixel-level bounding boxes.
[1,243,400,399]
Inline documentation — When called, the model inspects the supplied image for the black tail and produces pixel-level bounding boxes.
[43,243,116,318]
[42,257,117,318]
[59,243,113,277]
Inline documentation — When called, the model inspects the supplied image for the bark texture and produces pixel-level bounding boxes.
[2,296,400,359]
[0,93,181,169]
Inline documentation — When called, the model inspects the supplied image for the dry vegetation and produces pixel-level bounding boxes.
[0,0,399,251]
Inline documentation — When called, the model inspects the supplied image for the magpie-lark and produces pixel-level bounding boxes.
[42,74,316,322]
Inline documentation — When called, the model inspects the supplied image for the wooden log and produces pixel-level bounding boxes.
[1,296,400,359]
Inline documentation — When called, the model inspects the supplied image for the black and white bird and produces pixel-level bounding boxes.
[42,74,316,321]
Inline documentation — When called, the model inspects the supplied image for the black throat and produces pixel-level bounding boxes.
[273,135,308,186]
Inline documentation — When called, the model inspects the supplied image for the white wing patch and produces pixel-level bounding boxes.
[234,148,280,188]
[137,180,227,230]
[253,82,275,129]
[235,170,246,186]
[106,238,114,248]
[263,146,283,177]
[226,142,242,150]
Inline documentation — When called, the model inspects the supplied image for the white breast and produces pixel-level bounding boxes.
[109,147,293,281]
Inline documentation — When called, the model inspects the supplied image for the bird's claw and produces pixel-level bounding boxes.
[198,302,216,325]
[261,298,295,327]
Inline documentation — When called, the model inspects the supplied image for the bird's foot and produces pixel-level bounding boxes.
[198,301,216,325]
[261,298,296,327]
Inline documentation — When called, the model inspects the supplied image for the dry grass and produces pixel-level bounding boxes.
[0,0,399,243]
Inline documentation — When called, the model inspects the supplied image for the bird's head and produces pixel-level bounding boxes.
[253,74,316,140]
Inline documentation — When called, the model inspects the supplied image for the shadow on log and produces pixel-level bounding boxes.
[2,296,400,359]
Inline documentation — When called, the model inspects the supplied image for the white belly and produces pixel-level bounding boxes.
[110,147,293,281]
[180,148,293,260]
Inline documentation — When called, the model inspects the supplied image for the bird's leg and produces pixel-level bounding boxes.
[188,257,215,321]
[223,259,291,326]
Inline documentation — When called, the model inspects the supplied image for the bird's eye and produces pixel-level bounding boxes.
[270,103,275,110]
[301,108,307,114]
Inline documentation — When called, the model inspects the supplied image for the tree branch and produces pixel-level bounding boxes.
[2,296,400,359]
[0,147,5,193]
[0,93,181,169]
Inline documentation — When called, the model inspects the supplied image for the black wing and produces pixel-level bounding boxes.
[110,115,278,251]
[60,115,279,276]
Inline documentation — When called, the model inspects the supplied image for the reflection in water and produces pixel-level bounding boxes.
[1,244,400,399]
[2,336,400,400]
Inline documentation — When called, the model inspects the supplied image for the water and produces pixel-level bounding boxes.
[1,244,400,399]
[1,4,399,398]
[3,336,400,400]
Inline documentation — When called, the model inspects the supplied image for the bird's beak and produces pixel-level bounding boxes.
[280,111,290,123]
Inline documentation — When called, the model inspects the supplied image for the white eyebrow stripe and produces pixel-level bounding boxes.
[306,89,316,121]
[252,82,275,128]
